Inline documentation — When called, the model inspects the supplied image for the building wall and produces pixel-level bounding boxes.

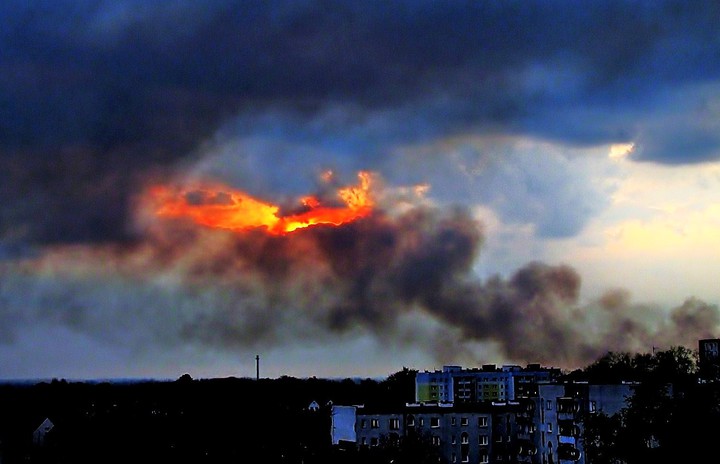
[356,411,404,447]
[412,408,494,463]
[355,404,511,464]
[347,380,632,464]
[330,405,357,445]
[537,383,634,464]
[416,366,458,403]
[538,384,564,464]
[416,365,559,404]
[699,338,720,381]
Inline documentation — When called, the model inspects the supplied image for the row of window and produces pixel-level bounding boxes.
[429,382,507,389]
[359,435,541,464]
[426,376,518,383]
[360,415,489,430]
[411,416,489,428]
[359,434,489,447]
[360,418,400,430]
[451,450,489,464]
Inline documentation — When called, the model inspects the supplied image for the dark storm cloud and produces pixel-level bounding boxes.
[2,0,719,247]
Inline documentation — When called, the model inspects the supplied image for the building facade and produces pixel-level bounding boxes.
[332,381,634,464]
[348,402,513,463]
[416,364,561,404]
[534,382,635,464]
[699,338,720,381]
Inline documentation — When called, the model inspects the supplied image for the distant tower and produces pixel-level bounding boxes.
[256,354,260,380]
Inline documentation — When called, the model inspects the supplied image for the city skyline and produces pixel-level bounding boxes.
[2,0,720,380]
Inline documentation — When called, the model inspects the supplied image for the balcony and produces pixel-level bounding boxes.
[516,440,537,457]
[557,444,581,461]
[557,420,581,437]
[518,398,535,415]
[556,397,580,418]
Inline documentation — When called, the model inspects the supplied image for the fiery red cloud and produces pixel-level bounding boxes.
[146,171,374,235]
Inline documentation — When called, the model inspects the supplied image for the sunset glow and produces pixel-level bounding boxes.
[150,171,374,234]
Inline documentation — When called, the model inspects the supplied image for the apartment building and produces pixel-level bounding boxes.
[332,380,634,464]
[416,364,561,404]
[534,382,635,464]
[333,401,515,463]
[699,338,720,381]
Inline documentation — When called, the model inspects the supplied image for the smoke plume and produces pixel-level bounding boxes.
[2,174,718,371]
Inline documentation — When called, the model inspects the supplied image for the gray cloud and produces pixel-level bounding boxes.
[2,0,720,248]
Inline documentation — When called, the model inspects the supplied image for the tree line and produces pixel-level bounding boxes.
[0,347,717,463]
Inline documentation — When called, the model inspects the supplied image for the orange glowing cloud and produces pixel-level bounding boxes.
[148,171,374,235]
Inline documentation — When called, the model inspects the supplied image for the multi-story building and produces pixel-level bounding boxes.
[332,381,634,464]
[416,364,561,404]
[415,365,461,403]
[699,338,720,382]
[333,401,517,464]
[534,382,635,464]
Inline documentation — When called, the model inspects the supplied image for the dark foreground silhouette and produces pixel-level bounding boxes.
[2,347,720,464]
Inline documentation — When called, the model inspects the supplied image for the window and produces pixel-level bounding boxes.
[451,417,456,426]
[407,415,415,427]
[547,422,553,433]
[361,437,366,445]
[361,419,367,429]
[480,452,489,464]
[431,417,440,428]
[460,417,469,426]
[419,417,425,426]
[452,435,456,445]
[371,419,379,429]
[452,452,457,463]
[479,434,489,445]
[371,437,378,446]
[548,442,554,464]
[389,418,400,430]
[547,400,553,410]
[589,401,597,413]
[432,436,441,446]
[461,432,469,444]
[478,416,488,427]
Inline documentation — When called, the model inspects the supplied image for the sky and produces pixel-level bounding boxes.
[2,0,720,380]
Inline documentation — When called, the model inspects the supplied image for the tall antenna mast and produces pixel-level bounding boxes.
[256,354,260,380]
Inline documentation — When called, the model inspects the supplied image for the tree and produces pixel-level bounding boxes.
[582,411,625,464]
[572,346,705,463]
[583,346,702,463]
[380,367,418,406]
